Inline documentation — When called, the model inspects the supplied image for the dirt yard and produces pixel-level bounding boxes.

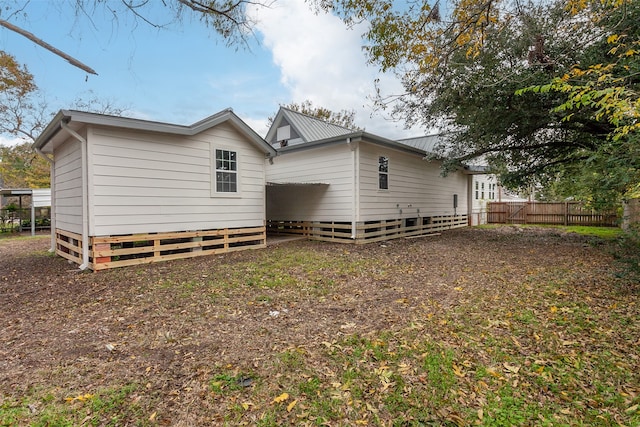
[1,227,638,426]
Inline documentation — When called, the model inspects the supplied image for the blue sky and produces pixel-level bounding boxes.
[1,0,420,142]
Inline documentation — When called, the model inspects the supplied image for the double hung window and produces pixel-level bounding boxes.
[378,156,389,190]
[215,149,237,193]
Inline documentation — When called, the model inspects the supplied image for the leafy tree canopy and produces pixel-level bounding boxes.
[0,141,49,188]
[323,0,638,208]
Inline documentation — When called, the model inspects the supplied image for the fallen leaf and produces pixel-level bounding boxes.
[452,363,465,378]
[287,399,298,412]
[503,363,520,374]
[511,336,522,348]
[149,412,157,421]
[272,392,289,404]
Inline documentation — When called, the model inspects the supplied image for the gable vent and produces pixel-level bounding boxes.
[276,125,291,147]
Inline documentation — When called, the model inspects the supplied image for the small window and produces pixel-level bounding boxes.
[475,181,479,200]
[378,156,389,190]
[215,149,237,193]
[481,182,485,199]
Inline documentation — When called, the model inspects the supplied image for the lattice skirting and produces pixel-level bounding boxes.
[267,215,468,243]
[55,226,266,271]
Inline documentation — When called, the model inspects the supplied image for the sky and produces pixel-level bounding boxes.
[0,0,423,145]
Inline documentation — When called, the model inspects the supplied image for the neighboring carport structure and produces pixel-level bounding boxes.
[0,188,52,236]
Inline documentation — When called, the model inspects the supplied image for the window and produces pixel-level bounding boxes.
[475,181,479,200]
[378,156,389,190]
[481,182,485,199]
[215,149,237,193]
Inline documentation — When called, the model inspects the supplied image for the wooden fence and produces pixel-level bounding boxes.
[487,202,618,227]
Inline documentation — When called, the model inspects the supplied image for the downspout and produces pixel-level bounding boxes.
[35,148,55,252]
[347,138,358,239]
[60,122,90,270]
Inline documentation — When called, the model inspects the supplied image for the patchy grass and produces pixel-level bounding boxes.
[476,223,623,239]
[1,228,638,426]
[0,384,149,427]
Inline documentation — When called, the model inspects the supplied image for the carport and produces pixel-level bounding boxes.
[0,188,51,236]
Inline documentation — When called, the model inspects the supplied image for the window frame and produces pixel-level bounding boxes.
[378,155,389,190]
[211,147,241,197]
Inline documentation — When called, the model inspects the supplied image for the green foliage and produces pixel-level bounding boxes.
[612,226,640,284]
[329,0,638,206]
[0,384,148,427]
[0,141,50,188]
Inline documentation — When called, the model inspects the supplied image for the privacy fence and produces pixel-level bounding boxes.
[487,202,618,227]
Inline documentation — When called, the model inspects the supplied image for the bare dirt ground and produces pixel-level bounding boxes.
[0,227,637,425]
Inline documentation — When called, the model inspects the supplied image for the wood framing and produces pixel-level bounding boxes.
[267,215,468,243]
[88,226,266,271]
[55,229,83,265]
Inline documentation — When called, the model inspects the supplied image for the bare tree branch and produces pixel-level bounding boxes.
[0,19,98,75]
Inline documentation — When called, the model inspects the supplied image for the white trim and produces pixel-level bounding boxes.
[210,144,242,198]
[378,154,389,191]
[60,121,90,270]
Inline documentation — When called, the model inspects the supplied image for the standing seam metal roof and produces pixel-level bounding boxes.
[279,108,355,143]
[396,134,446,154]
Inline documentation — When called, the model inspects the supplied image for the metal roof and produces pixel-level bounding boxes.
[265,108,355,147]
[396,134,447,154]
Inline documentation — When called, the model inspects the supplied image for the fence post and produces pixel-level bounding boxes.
[564,202,569,226]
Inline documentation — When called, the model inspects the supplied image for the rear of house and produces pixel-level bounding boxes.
[265,108,469,242]
[35,109,275,270]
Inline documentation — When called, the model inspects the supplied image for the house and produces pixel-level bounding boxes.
[264,108,471,242]
[34,109,276,270]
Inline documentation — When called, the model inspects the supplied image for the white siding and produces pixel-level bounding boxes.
[266,144,354,222]
[358,143,468,222]
[470,174,499,225]
[53,138,83,234]
[88,123,266,236]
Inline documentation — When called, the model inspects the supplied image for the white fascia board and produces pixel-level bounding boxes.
[35,108,276,157]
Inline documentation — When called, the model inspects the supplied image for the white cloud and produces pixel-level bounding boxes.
[249,0,422,139]
[0,135,28,147]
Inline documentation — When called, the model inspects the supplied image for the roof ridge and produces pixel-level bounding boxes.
[280,106,358,132]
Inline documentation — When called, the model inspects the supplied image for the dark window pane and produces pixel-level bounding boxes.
[379,174,388,190]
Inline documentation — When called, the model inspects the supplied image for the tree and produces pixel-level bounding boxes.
[0,50,37,139]
[0,141,49,188]
[0,0,270,75]
[324,0,638,207]
[518,1,640,204]
[268,100,363,130]
[0,50,127,189]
